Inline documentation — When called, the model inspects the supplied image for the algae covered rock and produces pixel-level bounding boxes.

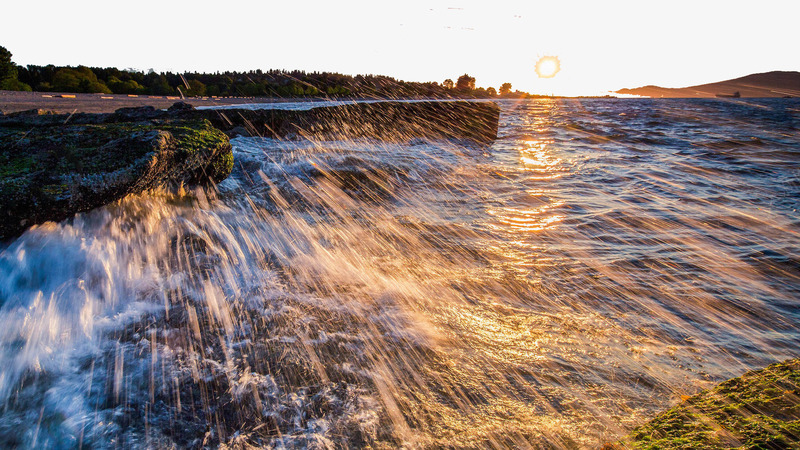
[0,119,232,239]
[623,358,800,449]
[0,100,501,239]
[196,101,501,143]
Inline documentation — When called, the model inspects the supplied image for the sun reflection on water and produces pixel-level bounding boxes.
[488,135,568,234]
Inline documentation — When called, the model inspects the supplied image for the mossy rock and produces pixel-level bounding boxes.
[0,119,231,239]
[205,145,234,183]
[193,101,500,143]
[0,100,502,239]
[617,358,800,449]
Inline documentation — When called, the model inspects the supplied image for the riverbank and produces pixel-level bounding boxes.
[0,90,598,115]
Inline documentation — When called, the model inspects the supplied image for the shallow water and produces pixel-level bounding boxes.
[1,98,798,448]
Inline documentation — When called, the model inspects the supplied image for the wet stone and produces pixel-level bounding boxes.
[0,100,499,239]
[0,118,232,239]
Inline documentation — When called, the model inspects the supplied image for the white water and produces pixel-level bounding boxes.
[1,98,798,448]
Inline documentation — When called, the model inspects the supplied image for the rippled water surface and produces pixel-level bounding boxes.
[1,98,798,448]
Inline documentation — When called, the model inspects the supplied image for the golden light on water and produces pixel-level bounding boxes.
[535,56,561,78]
[486,135,567,237]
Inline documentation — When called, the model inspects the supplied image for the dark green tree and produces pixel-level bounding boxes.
[51,69,80,92]
[499,82,512,96]
[6,58,533,98]
[486,87,497,96]
[205,84,221,96]
[325,85,350,96]
[148,74,174,95]
[185,79,206,96]
[0,45,32,91]
[455,74,475,91]
[0,46,17,85]
[107,76,146,94]
[51,67,110,93]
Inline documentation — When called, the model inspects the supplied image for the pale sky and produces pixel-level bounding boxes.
[2,0,797,96]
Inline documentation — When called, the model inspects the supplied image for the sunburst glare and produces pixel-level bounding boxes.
[535,56,561,78]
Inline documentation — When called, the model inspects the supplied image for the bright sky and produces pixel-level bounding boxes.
[2,0,798,96]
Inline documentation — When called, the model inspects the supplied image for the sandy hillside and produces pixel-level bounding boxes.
[616,71,800,98]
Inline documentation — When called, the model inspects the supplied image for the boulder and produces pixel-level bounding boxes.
[0,119,232,239]
[113,105,159,121]
[168,101,195,111]
[6,108,55,118]
[225,126,250,138]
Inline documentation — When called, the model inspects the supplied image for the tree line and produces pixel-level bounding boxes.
[2,46,530,99]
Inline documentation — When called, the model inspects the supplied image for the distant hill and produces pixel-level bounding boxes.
[616,71,800,98]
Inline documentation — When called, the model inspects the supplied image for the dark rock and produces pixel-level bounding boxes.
[113,106,158,121]
[226,126,250,138]
[0,100,499,239]
[168,101,195,111]
[197,101,500,143]
[1,100,500,143]
[6,108,55,118]
[0,119,231,240]
[115,106,156,114]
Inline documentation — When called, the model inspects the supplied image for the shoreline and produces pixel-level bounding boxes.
[3,90,795,116]
[0,90,607,115]
[1,100,500,239]
[0,90,330,114]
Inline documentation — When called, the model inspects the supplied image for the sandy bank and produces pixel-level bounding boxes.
[0,90,315,114]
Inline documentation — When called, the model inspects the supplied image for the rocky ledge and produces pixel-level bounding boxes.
[0,100,501,143]
[618,358,800,449]
[0,101,500,239]
[0,118,232,239]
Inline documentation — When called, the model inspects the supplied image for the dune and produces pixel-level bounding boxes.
[616,71,800,98]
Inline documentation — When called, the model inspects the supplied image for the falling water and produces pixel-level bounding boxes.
[0,98,798,448]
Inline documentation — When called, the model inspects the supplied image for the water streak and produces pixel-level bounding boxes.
[0,98,798,448]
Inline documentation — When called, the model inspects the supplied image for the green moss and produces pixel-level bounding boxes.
[623,358,800,449]
[206,145,234,183]
[0,155,36,178]
[0,119,228,182]
[1,118,232,239]
[159,119,229,157]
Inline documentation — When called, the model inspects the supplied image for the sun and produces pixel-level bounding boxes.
[535,56,561,78]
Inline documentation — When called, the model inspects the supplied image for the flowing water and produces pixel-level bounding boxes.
[1,98,798,448]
